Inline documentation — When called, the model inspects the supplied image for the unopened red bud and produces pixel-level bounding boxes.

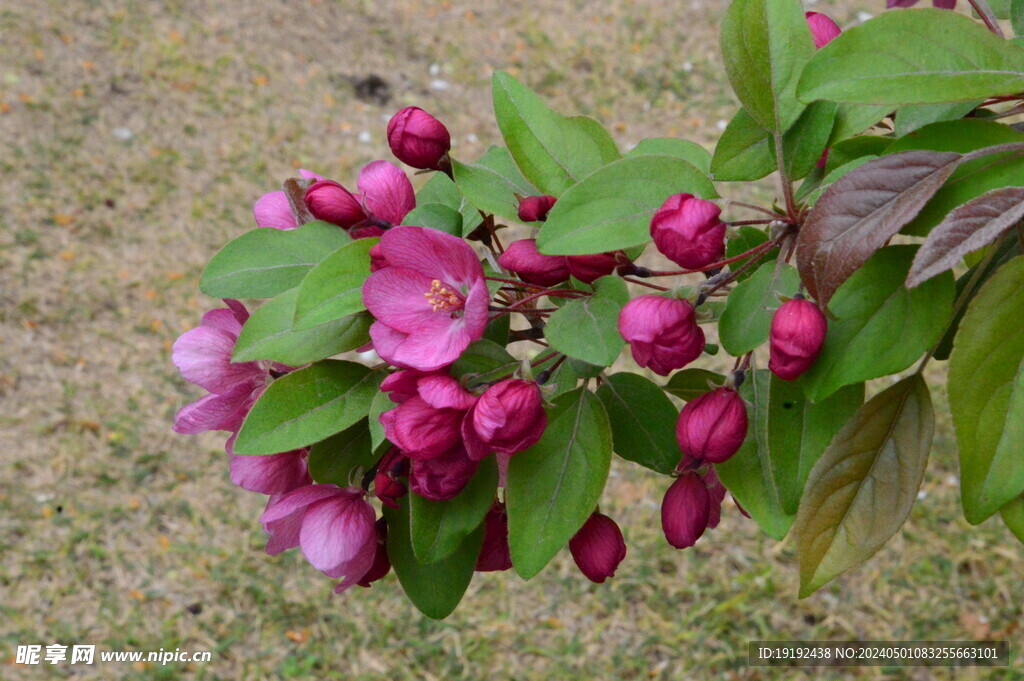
[409,445,478,501]
[499,239,571,287]
[357,518,391,588]
[703,467,728,530]
[462,379,546,460]
[517,194,557,222]
[569,512,627,583]
[619,295,705,376]
[374,447,407,509]
[676,387,748,464]
[661,472,710,549]
[566,252,622,284]
[305,180,366,228]
[476,504,513,572]
[769,297,827,381]
[386,106,451,170]
[650,194,726,270]
[805,11,841,49]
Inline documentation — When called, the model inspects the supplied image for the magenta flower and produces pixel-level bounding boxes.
[363,226,489,371]
[476,503,513,572]
[260,484,378,592]
[462,379,546,460]
[703,467,728,530]
[676,387,748,464]
[650,193,726,270]
[172,300,281,437]
[517,194,557,222]
[618,295,705,376]
[379,373,477,459]
[409,443,479,500]
[569,512,627,583]
[661,472,711,549]
[229,450,311,495]
[499,239,571,287]
[805,11,842,49]
[252,169,323,230]
[357,519,392,589]
[373,447,408,509]
[305,180,366,228]
[567,252,622,284]
[769,297,828,381]
[387,106,452,170]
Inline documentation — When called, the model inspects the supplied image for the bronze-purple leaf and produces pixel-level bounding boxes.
[907,186,1024,288]
[797,150,961,305]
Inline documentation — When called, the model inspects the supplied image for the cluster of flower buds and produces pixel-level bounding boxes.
[499,235,625,286]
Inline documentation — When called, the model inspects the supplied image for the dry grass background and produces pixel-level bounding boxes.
[1,0,1021,679]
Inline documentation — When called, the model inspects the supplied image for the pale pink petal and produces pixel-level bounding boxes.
[333,539,380,593]
[357,160,415,225]
[260,484,344,524]
[173,382,257,434]
[229,450,311,495]
[417,374,477,410]
[172,326,264,393]
[362,266,441,333]
[298,491,376,577]
[262,494,304,555]
[253,191,297,230]
[378,316,475,372]
[199,308,244,336]
[298,169,324,181]
[368,322,411,368]
[460,406,491,460]
[472,391,509,443]
[378,226,483,291]
[384,396,464,459]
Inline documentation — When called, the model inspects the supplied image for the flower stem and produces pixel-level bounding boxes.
[968,0,1005,37]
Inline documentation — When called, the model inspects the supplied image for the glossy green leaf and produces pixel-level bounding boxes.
[1013,0,1024,36]
[307,419,374,486]
[384,498,483,619]
[949,255,1024,524]
[894,101,980,137]
[710,107,774,182]
[415,172,484,236]
[627,137,712,175]
[537,154,716,255]
[199,221,350,298]
[293,238,376,330]
[368,389,393,452]
[663,368,726,401]
[492,71,619,196]
[1001,496,1024,545]
[718,261,800,356]
[234,361,384,454]
[401,203,462,235]
[801,246,954,403]
[507,388,612,579]
[411,457,498,564]
[450,339,518,384]
[452,145,535,221]
[799,9,1024,105]
[233,289,372,365]
[794,375,933,597]
[771,100,837,181]
[596,372,680,474]
[545,276,628,367]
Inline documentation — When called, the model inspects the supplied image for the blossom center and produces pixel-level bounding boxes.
[424,279,464,313]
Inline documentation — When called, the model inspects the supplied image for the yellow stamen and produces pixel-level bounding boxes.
[424,279,464,312]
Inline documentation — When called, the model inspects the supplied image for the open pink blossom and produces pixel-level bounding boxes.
[253,169,323,230]
[363,226,489,371]
[229,450,311,495]
[172,300,282,436]
[380,373,477,459]
[260,485,377,592]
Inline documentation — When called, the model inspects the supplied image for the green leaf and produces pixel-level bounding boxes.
[794,375,933,597]
[234,361,384,454]
[1001,496,1024,545]
[451,145,535,221]
[894,101,981,137]
[801,246,954,403]
[199,221,350,298]
[537,154,716,255]
[1013,0,1024,36]
[307,419,374,486]
[368,389,393,452]
[492,71,619,196]
[716,371,864,540]
[596,373,680,474]
[828,104,892,143]
[720,0,815,133]
[627,137,712,175]
[949,255,1024,524]
[724,226,776,282]
[507,388,612,579]
[411,457,498,564]
[232,289,372,365]
[384,497,483,619]
[401,203,462,236]
[799,9,1024,106]
[483,314,510,346]
[293,238,376,330]
[771,100,837,181]
[718,261,800,356]
[415,172,483,236]
[663,368,726,401]
[545,276,628,367]
[450,339,517,385]
[710,107,775,182]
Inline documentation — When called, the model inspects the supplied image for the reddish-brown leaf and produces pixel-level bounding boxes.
[797,150,961,305]
[907,186,1024,288]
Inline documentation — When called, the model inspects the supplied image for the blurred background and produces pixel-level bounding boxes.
[1,1,1020,678]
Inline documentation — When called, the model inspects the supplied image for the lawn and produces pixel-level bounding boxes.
[0,0,1020,678]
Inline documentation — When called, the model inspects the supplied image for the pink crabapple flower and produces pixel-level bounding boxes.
[305,160,415,232]
[357,518,392,588]
[228,449,311,496]
[387,106,452,170]
[650,193,727,270]
[618,295,706,376]
[252,169,323,230]
[363,226,489,371]
[380,373,477,459]
[476,503,513,572]
[517,194,557,222]
[260,485,378,593]
[676,387,748,464]
[373,447,408,509]
[805,11,841,49]
[409,443,480,501]
[569,512,627,583]
[661,472,711,549]
[498,239,571,287]
[769,297,828,381]
[567,252,623,284]
[461,379,547,460]
[172,300,286,437]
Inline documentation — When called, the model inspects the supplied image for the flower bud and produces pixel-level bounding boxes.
[769,297,827,381]
[569,512,627,583]
[618,295,705,376]
[386,106,451,170]
[409,445,479,501]
[675,387,748,464]
[374,447,408,509]
[661,472,710,549]
[305,180,366,228]
[650,194,726,270]
[805,11,841,49]
[567,252,622,284]
[517,194,557,222]
[499,239,571,287]
[703,467,728,530]
[356,518,392,588]
[462,379,547,460]
[476,504,513,572]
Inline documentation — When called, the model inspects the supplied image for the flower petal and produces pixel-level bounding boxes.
[357,160,415,225]
[363,266,441,333]
[378,226,483,290]
[229,450,311,495]
[253,191,297,230]
[298,491,376,577]
[172,325,264,393]
[173,382,258,434]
